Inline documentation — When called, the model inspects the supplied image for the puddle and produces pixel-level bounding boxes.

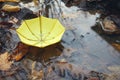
[92,24,120,52]
[0,0,120,79]
[25,4,120,74]
[23,1,120,74]
[27,42,64,62]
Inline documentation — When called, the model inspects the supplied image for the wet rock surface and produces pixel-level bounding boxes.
[0,58,107,80]
[99,15,120,34]
[0,28,14,53]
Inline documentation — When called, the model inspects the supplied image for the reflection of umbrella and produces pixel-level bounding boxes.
[16,16,65,48]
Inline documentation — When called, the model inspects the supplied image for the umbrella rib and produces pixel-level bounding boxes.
[17,31,38,41]
[33,41,41,46]
[39,16,42,40]
[24,20,40,40]
[43,20,58,40]
[45,30,64,41]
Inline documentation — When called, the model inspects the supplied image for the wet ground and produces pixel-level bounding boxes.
[0,0,120,80]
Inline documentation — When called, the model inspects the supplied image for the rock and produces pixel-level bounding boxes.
[0,28,19,53]
[0,28,12,52]
[103,17,118,32]
[2,4,20,12]
[0,11,9,22]
[100,15,120,34]
[9,7,37,20]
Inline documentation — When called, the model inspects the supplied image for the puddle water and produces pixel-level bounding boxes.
[27,42,64,62]
[92,25,120,52]
[61,10,120,73]
[25,1,120,74]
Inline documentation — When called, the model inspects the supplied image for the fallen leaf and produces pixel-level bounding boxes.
[0,0,20,2]
[2,4,20,12]
[0,52,13,70]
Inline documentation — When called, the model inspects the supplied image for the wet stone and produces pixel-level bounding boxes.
[0,11,9,22]
[102,15,120,33]
[0,28,12,53]
[9,8,37,20]
[18,71,27,80]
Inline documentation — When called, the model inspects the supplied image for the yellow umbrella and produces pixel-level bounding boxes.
[16,16,65,48]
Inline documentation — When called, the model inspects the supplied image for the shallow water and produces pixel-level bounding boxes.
[17,3,120,76]
[1,0,117,79]
[26,2,120,74]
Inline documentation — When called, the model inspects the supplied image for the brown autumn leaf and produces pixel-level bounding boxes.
[11,42,29,61]
[33,0,39,6]
[111,43,120,52]
[0,0,20,2]
[0,52,13,71]
[2,4,20,12]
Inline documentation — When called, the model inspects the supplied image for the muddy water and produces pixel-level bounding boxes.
[26,1,120,75]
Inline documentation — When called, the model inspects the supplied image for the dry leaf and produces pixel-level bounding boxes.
[0,52,13,71]
[2,4,20,12]
[0,0,20,2]
[111,43,120,51]
[11,42,29,61]
[33,0,39,6]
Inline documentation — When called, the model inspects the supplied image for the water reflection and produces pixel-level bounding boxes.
[61,9,120,73]
[27,42,64,62]
[92,25,120,52]
[26,1,120,75]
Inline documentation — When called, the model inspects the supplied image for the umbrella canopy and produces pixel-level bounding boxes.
[16,16,65,48]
